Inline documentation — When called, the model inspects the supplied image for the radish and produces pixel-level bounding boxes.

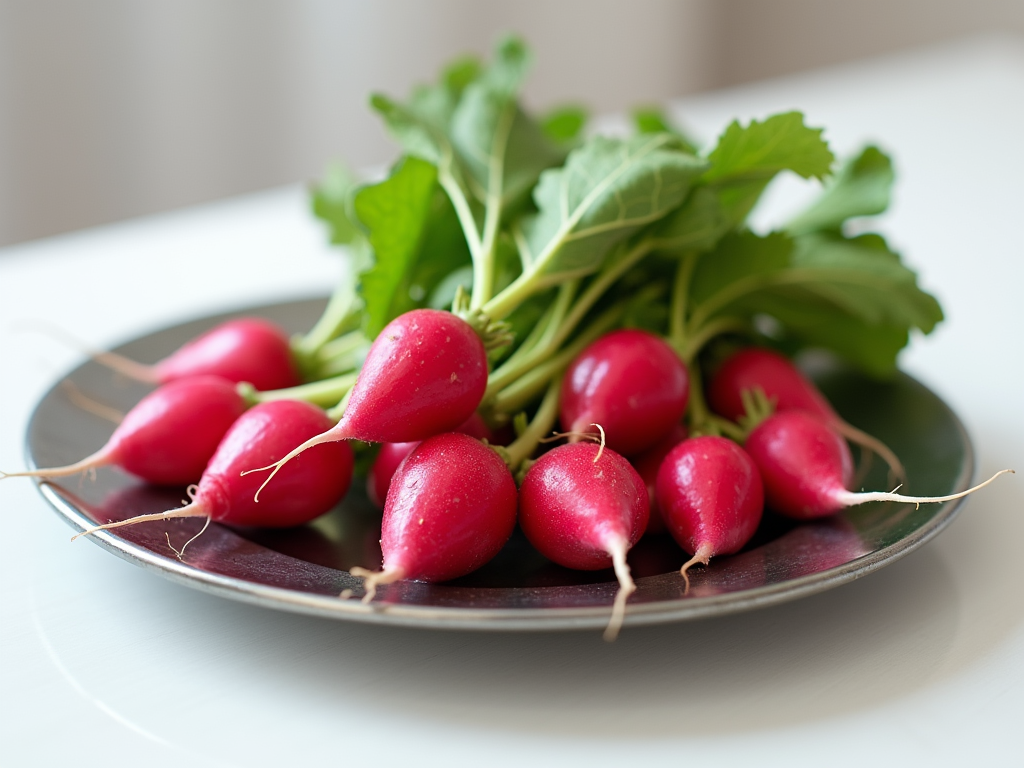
[89,317,302,392]
[559,329,689,456]
[655,435,764,590]
[631,423,688,535]
[518,441,649,640]
[708,347,905,480]
[2,375,246,486]
[365,412,494,508]
[350,432,517,599]
[745,410,1011,519]
[246,309,489,497]
[72,399,353,538]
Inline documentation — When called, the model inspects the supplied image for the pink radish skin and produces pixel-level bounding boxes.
[247,309,489,497]
[631,424,688,535]
[655,436,764,589]
[365,413,494,508]
[2,376,246,486]
[745,410,1012,519]
[73,400,353,538]
[351,433,517,599]
[94,318,302,391]
[708,347,905,479]
[518,442,649,640]
[560,329,689,456]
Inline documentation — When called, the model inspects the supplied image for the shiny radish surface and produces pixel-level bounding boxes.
[365,412,495,509]
[519,442,648,640]
[656,435,764,586]
[631,424,688,536]
[560,329,689,456]
[352,433,518,599]
[3,376,246,486]
[246,309,489,498]
[74,400,354,537]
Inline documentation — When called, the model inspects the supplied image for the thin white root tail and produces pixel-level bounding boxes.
[349,565,405,603]
[71,503,207,541]
[833,419,906,485]
[679,543,714,595]
[604,541,636,642]
[1,449,109,481]
[240,428,343,502]
[165,515,211,560]
[16,319,161,383]
[61,381,125,424]
[835,469,1014,509]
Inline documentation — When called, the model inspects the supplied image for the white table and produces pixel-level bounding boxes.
[3,37,1022,767]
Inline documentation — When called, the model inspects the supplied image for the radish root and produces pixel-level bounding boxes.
[61,381,125,424]
[19,320,160,383]
[349,565,405,603]
[0,448,111,481]
[833,419,906,485]
[71,503,207,541]
[835,469,1014,509]
[164,515,211,560]
[604,540,636,642]
[241,426,346,502]
[680,543,714,595]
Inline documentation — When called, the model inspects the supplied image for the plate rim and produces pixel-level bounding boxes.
[26,297,975,632]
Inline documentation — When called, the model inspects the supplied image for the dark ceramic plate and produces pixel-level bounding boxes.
[26,298,972,631]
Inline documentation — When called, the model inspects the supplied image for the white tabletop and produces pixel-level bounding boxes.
[3,37,1023,767]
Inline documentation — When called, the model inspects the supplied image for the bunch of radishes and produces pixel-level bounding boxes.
[7,37,1011,640]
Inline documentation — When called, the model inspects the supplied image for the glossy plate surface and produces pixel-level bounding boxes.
[26,298,973,631]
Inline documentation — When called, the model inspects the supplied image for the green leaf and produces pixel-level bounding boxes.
[310,163,362,245]
[522,133,709,282]
[369,53,484,165]
[649,186,731,254]
[786,145,895,235]
[354,156,472,337]
[704,111,834,183]
[450,39,565,210]
[686,229,943,375]
[702,112,835,227]
[632,106,698,154]
[789,232,943,333]
[748,292,911,377]
[541,105,588,145]
[689,231,793,306]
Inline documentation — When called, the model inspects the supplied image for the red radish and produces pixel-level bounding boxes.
[351,433,517,598]
[91,317,302,391]
[2,376,246,486]
[745,410,1012,519]
[560,329,689,456]
[365,412,494,508]
[655,436,764,589]
[631,423,688,535]
[246,309,489,497]
[518,442,649,640]
[708,347,905,480]
[72,400,353,537]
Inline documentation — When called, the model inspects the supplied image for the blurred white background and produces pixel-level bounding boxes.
[1,0,1022,248]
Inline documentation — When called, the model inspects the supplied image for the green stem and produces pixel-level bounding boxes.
[315,329,367,365]
[326,386,355,422]
[684,360,712,434]
[491,302,625,415]
[680,316,750,363]
[504,376,563,470]
[438,162,483,259]
[485,281,577,399]
[668,251,698,352]
[241,372,358,408]
[294,277,359,359]
[469,102,516,311]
